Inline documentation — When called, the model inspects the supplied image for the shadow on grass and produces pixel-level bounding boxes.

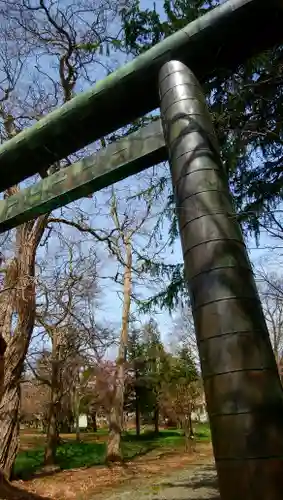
[14,442,107,480]
[124,426,210,444]
[14,438,156,481]
[15,425,211,481]
[123,430,181,442]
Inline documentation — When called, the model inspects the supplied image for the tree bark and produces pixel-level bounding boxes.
[0,336,6,401]
[75,397,80,443]
[44,328,67,466]
[0,383,20,479]
[0,219,47,479]
[44,398,58,466]
[90,410,97,432]
[184,412,195,453]
[107,367,124,462]
[153,405,159,435]
[135,387,140,437]
[107,238,132,462]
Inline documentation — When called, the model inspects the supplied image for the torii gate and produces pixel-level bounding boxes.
[0,1,283,498]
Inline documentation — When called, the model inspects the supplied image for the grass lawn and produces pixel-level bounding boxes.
[15,423,211,480]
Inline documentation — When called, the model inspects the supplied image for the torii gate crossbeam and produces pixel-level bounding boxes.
[0,0,282,190]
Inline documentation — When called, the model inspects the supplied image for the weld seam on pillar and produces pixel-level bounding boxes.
[191,295,262,308]
[203,367,276,379]
[198,328,264,340]
[159,59,283,500]
[187,265,253,283]
[181,237,246,253]
[178,189,232,199]
[180,217,237,232]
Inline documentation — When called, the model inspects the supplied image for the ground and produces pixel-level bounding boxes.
[93,462,219,500]
[10,426,218,500]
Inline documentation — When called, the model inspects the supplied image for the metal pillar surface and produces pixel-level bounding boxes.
[159,60,283,500]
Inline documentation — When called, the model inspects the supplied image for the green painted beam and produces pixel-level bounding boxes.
[0,120,166,232]
[0,0,282,191]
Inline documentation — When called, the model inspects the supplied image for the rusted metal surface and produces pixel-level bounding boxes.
[159,59,283,500]
[0,0,283,190]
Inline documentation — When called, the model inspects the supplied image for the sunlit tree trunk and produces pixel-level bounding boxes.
[44,330,64,466]
[107,238,132,462]
[0,337,6,400]
[153,405,159,435]
[74,387,81,442]
[93,412,97,432]
[44,398,59,466]
[0,220,47,479]
[135,386,140,437]
[184,408,195,453]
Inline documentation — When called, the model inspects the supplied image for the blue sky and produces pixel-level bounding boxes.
[2,0,282,358]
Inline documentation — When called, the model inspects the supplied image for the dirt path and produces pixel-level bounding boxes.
[15,444,217,500]
[94,462,219,500]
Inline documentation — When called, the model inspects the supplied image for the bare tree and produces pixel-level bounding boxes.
[169,303,199,367]
[257,271,283,366]
[161,376,202,451]
[20,377,49,429]
[30,238,108,466]
[106,191,134,462]
[46,178,163,461]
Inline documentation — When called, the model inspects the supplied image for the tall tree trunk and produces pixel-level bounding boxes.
[90,410,97,432]
[107,362,125,462]
[0,336,6,401]
[44,399,58,466]
[107,238,132,462]
[0,219,47,479]
[0,382,50,500]
[74,391,80,442]
[135,386,140,437]
[184,411,195,453]
[44,330,63,465]
[71,375,81,441]
[153,405,159,435]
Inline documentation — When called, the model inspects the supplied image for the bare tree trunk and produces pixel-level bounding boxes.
[0,222,47,479]
[74,390,80,442]
[107,238,132,462]
[0,337,6,401]
[184,411,195,453]
[44,399,58,466]
[135,387,140,437]
[107,363,125,462]
[153,405,159,435]
[44,330,64,466]
[188,412,194,438]
[44,366,59,465]
[91,411,97,432]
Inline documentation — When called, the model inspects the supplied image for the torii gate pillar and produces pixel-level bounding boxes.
[159,60,283,500]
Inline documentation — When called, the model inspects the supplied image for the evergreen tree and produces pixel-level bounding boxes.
[126,326,147,436]
[120,0,283,309]
[161,347,201,450]
[126,319,168,434]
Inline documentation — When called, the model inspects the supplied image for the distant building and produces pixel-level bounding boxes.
[78,414,88,429]
[191,394,208,423]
